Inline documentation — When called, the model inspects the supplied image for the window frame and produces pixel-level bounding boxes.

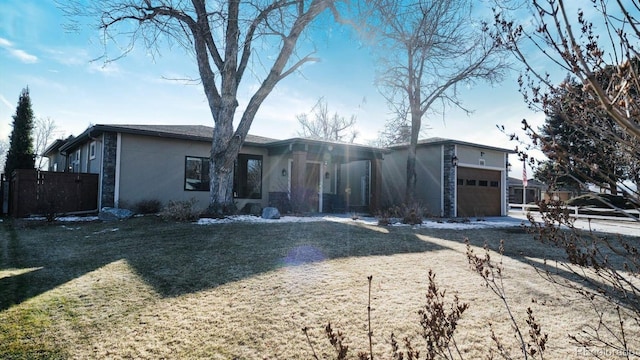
[184,156,210,192]
[234,154,263,199]
[71,149,81,172]
[89,141,97,160]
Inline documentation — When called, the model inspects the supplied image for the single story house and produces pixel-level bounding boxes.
[44,124,514,217]
[508,177,547,204]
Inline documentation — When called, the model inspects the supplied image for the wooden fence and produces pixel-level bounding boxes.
[9,169,99,218]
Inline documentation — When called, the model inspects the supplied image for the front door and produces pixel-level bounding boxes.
[305,163,320,212]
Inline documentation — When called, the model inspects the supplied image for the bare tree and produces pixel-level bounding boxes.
[296,97,358,142]
[361,0,508,204]
[493,0,640,203]
[493,0,640,355]
[34,116,58,170]
[62,0,339,213]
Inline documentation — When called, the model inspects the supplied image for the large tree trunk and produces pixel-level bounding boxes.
[208,123,236,214]
[405,109,421,204]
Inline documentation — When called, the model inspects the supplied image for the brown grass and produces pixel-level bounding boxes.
[0,216,637,359]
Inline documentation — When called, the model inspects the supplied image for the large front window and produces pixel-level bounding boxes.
[234,154,262,199]
[185,156,210,191]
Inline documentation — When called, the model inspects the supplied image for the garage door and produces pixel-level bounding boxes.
[456,167,502,217]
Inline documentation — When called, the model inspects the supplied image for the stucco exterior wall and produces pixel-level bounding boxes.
[414,146,443,215]
[266,154,292,194]
[380,146,443,215]
[456,145,505,169]
[117,134,269,211]
[379,150,406,208]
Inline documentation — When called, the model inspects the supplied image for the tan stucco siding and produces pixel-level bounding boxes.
[117,134,211,208]
[117,134,270,210]
[414,146,443,215]
[380,147,442,214]
[456,145,505,169]
[380,150,407,207]
[266,154,292,193]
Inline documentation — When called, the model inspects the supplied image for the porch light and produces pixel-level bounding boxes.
[325,171,330,179]
[452,155,459,167]
[281,168,287,177]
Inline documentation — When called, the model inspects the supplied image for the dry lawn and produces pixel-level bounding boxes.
[0,216,638,359]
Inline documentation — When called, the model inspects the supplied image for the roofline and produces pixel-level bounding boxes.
[58,124,274,153]
[42,138,67,156]
[265,137,385,152]
[387,138,516,154]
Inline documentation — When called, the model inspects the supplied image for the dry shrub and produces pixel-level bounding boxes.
[377,203,431,226]
[133,199,162,215]
[160,198,199,222]
[308,246,550,360]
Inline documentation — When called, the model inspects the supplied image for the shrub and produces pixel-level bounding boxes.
[377,203,430,225]
[133,199,162,214]
[202,201,237,218]
[160,198,199,222]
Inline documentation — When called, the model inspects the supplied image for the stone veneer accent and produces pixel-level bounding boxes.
[101,132,117,208]
[442,144,456,217]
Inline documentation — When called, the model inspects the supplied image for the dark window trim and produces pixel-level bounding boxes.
[184,156,210,192]
[234,154,263,199]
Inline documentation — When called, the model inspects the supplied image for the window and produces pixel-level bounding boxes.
[466,179,476,186]
[457,178,464,186]
[71,149,81,172]
[89,141,97,160]
[185,156,210,191]
[234,154,262,199]
[479,180,488,187]
[490,181,500,187]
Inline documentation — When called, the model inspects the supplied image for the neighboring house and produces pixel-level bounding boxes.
[508,177,548,204]
[43,124,514,217]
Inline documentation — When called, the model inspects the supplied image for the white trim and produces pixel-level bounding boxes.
[502,153,508,216]
[440,145,444,217]
[455,163,504,171]
[453,145,458,218]
[115,133,122,208]
[98,134,104,209]
[287,159,293,198]
[367,160,372,206]
[89,141,97,160]
[319,162,324,213]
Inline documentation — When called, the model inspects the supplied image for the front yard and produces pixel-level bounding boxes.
[0,216,637,359]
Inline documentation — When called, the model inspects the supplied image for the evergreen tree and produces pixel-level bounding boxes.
[4,87,35,176]
[537,77,629,195]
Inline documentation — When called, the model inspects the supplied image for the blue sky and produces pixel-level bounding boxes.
[0,0,551,176]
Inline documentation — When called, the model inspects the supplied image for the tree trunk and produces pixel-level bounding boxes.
[405,109,421,205]
[208,111,237,214]
[208,155,235,214]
